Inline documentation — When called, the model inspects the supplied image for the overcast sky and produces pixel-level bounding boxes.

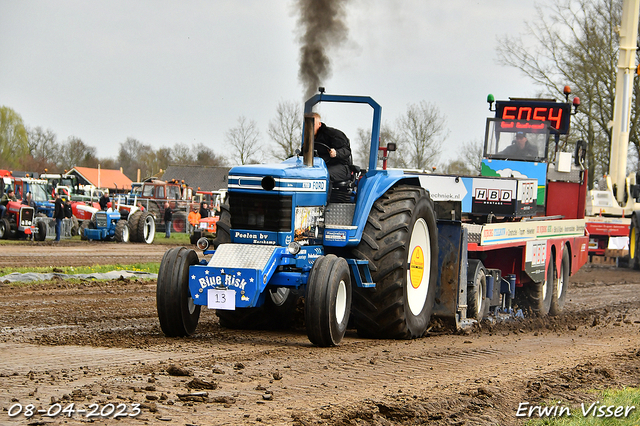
[0,1,551,168]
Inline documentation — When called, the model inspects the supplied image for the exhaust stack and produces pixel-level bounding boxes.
[303,114,315,167]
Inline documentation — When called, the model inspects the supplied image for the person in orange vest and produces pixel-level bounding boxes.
[188,205,201,232]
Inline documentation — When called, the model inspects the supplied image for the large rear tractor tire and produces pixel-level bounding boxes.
[305,255,352,347]
[516,256,554,315]
[129,211,155,244]
[115,219,130,243]
[550,248,570,316]
[70,216,79,236]
[630,215,640,270]
[0,218,10,239]
[157,247,201,336]
[212,203,230,249]
[128,211,142,242]
[351,185,439,339]
[467,259,487,321]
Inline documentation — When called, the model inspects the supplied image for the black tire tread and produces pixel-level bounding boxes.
[156,247,201,336]
[350,185,438,339]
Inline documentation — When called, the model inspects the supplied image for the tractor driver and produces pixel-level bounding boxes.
[307,112,352,183]
[0,189,17,219]
[499,132,538,159]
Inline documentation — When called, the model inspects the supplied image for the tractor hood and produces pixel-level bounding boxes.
[228,157,329,193]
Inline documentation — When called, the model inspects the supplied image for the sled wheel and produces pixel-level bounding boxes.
[550,248,570,316]
[115,219,130,243]
[517,256,554,315]
[0,218,9,239]
[156,247,201,336]
[305,254,352,347]
[212,203,231,249]
[467,259,487,320]
[36,221,47,241]
[351,185,438,339]
[137,211,155,244]
[631,215,640,270]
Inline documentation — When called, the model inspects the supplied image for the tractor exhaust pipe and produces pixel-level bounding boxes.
[303,114,315,167]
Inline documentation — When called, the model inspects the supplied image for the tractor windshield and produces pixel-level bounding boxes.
[30,183,51,202]
[483,119,549,162]
[167,186,181,200]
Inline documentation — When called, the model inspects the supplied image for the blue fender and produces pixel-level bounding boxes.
[348,170,414,245]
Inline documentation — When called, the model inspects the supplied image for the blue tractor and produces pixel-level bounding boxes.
[156,90,588,346]
[157,92,439,346]
[83,209,130,242]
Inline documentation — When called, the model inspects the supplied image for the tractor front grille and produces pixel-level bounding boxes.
[20,207,34,226]
[229,193,292,233]
[95,212,108,228]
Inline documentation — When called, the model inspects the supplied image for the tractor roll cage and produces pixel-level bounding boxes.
[303,93,382,173]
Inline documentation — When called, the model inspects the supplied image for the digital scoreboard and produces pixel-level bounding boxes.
[495,100,571,134]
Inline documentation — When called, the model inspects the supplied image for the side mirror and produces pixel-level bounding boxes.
[386,142,397,152]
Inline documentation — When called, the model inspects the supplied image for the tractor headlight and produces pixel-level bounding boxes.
[287,241,301,255]
[196,237,210,251]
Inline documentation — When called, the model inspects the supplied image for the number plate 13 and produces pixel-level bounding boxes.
[207,289,236,310]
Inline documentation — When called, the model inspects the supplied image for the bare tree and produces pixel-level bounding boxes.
[496,0,632,187]
[193,143,227,166]
[27,126,59,172]
[118,137,152,181]
[354,124,402,169]
[395,101,448,169]
[441,139,483,175]
[268,100,302,161]
[226,116,262,165]
[172,143,195,165]
[59,136,97,171]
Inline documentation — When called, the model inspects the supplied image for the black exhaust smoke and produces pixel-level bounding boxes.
[296,0,350,99]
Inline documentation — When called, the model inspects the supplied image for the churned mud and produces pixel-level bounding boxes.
[0,243,639,425]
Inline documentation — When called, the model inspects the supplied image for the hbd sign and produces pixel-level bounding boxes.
[474,188,513,202]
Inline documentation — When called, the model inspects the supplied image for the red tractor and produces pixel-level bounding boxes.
[137,179,192,233]
[0,199,45,241]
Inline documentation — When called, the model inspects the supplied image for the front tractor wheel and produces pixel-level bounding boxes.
[157,247,201,337]
[351,185,438,339]
[35,221,47,241]
[305,254,352,347]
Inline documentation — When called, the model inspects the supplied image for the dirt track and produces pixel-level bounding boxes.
[1,243,640,425]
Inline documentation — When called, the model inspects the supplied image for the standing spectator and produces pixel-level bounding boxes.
[22,191,36,209]
[64,198,73,219]
[164,202,173,238]
[188,205,201,232]
[54,193,65,242]
[99,190,109,211]
[199,202,209,219]
[1,189,17,218]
